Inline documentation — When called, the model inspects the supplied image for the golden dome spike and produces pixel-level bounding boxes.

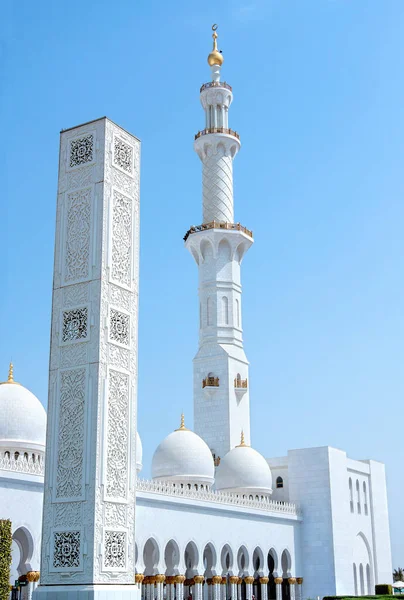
[0,362,20,386]
[175,413,189,431]
[208,23,224,67]
[237,430,247,447]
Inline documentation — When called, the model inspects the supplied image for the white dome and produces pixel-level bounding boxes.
[215,437,273,496]
[0,366,46,452]
[136,431,143,473]
[151,416,214,486]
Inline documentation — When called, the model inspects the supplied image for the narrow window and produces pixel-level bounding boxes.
[222,296,229,325]
[363,481,368,516]
[356,480,361,514]
[14,452,19,461]
[349,478,354,513]
[276,476,284,489]
[207,296,212,326]
[353,564,358,596]
[359,564,364,595]
[366,564,371,594]
[235,299,240,327]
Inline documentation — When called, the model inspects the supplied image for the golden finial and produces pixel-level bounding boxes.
[175,413,189,431]
[0,362,20,386]
[237,430,247,447]
[208,24,224,67]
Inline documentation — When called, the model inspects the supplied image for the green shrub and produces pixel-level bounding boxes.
[0,520,12,600]
[376,586,394,596]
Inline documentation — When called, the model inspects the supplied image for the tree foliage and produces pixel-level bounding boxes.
[393,567,404,582]
[0,520,12,600]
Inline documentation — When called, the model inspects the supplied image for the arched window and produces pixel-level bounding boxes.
[32,454,36,463]
[14,452,19,461]
[359,564,365,595]
[222,296,229,325]
[207,297,212,326]
[4,451,10,459]
[24,453,28,461]
[356,480,361,514]
[363,482,368,515]
[353,564,358,595]
[276,476,284,489]
[366,564,371,594]
[235,299,240,328]
[349,478,354,513]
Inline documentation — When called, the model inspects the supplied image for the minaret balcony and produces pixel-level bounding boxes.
[184,221,253,242]
[200,81,232,93]
[195,127,240,141]
[202,376,219,398]
[234,377,248,399]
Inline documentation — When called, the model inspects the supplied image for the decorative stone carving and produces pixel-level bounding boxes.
[54,503,82,527]
[259,578,269,585]
[106,370,129,500]
[62,308,88,343]
[53,530,81,569]
[60,343,88,368]
[104,530,126,569]
[111,190,132,287]
[70,135,94,168]
[56,368,86,499]
[274,578,283,585]
[109,308,130,346]
[63,283,89,307]
[64,188,91,283]
[114,136,133,174]
[105,503,126,528]
[109,345,130,370]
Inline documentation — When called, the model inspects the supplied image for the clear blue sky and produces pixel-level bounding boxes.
[2,0,403,568]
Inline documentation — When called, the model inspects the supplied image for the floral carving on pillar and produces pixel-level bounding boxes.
[106,369,129,500]
[64,188,92,283]
[111,190,132,287]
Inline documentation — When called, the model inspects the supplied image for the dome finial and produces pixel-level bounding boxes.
[208,24,224,67]
[8,362,14,383]
[237,430,248,447]
[176,413,188,431]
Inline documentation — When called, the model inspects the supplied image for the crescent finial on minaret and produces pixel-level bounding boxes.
[208,24,224,67]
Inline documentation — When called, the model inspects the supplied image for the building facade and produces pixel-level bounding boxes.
[1,26,392,600]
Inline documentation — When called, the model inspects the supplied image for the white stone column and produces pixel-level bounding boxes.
[230,577,238,600]
[296,579,303,600]
[244,577,254,600]
[212,576,221,600]
[220,578,227,600]
[288,578,296,600]
[274,578,283,600]
[175,575,186,600]
[260,577,269,600]
[237,579,242,600]
[156,576,166,600]
[33,119,140,600]
[136,574,145,600]
[147,578,154,600]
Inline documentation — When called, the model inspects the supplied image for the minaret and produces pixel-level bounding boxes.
[34,118,140,600]
[185,26,253,462]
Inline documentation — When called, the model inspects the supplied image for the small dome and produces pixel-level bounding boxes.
[151,415,214,486]
[215,434,272,495]
[0,365,46,452]
[136,431,143,473]
[207,27,224,67]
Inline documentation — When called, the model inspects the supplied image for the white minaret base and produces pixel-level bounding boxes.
[33,584,140,600]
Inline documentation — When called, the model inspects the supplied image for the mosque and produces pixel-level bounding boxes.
[0,26,392,600]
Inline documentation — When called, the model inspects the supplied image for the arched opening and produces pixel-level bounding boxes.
[184,541,199,579]
[267,549,277,600]
[276,477,284,489]
[143,537,160,576]
[220,544,234,600]
[222,296,229,325]
[165,539,180,576]
[203,542,217,579]
[356,480,361,514]
[11,527,34,580]
[253,547,264,600]
[353,563,358,595]
[281,550,291,600]
[349,478,354,513]
[363,482,368,516]
[359,563,364,595]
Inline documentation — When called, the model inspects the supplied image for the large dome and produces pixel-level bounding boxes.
[151,415,214,486]
[215,434,273,496]
[0,365,46,452]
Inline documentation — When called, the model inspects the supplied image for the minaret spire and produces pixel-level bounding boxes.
[185,28,253,460]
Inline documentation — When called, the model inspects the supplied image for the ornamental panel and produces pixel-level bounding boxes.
[53,530,81,569]
[104,530,126,569]
[113,136,133,174]
[62,307,88,343]
[69,134,94,168]
[64,188,92,283]
[109,308,130,347]
[56,368,86,499]
[106,370,129,500]
[111,190,132,288]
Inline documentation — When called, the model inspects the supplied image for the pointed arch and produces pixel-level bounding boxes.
[221,543,234,575]
[165,539,181,576]
[222,296,229,325]
[143,537,160,575]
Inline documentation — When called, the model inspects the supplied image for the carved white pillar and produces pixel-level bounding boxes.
[260,577,269,600]
[229,577,238,600]
[288,578,296,600]
[175,575,185,600]
[296,578,303,600]
[237,579,242,600]
[212,576,221,600]
[220,578,227,600]
[244,577,254,600]
[156,575,165,600]
[274,578,283,600]
[33,119,140,600]
[194,576,204,600]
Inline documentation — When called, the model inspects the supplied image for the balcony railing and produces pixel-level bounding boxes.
[202,376,219,388]
[195,127,240,141]
[200,81,232,93]
[234,377,248,389]
[184,221,253,242]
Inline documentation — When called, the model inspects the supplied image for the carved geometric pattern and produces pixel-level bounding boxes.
[53,531,81,568]
[202,149,234,223]
[105,503,126,528]
[64,188,91,283]
[60,343,88,369]
[106,370,129,500]
[54,503,82,527]
[109,345,130,371]
[114,137,133,174]
[56,368,86,499]
[111,190,132,287]
[62,307,88,343]
[110,309,130,346]
[63,283,89,307]
[104,530,126,569]
[70,134,94,168]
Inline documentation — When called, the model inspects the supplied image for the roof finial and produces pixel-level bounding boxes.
[238,430,247,447]
[8,362,14,383]
[208,24,224,67]
[176,413,188,431]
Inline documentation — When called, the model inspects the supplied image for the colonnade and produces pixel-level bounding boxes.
[135,574,304,600]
